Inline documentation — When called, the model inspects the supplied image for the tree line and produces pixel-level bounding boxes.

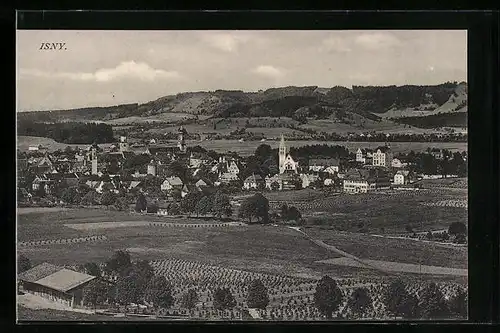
[18,120,114,144]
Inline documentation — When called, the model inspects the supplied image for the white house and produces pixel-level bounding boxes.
[243,174,264,190]
[308,158,340,174]
[218,172,239,185]
[356,148,374,164]
[300,173,320,189]
[372,146,393,167]
[161,176,184,191]
[393,170,415,185]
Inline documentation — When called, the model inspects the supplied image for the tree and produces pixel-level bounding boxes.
[181,289,199,309]
[287,206,302,223]
[347,287,372,318]
[61,187,80,204]
[115,272,145,305]
[147,201,159,214]
[213,288,236,310]
[101,191,117,208]
[114,197,129,211]
[418,282,450,319]
[135,193,147,212]
[238,193,269,224]
[180,191,203,217]
[448,287,467,318]
[195,196,212,217]
[144,275,174,308]
[448,222,466,236]
[167,202,180,215]
[383,279,420,319]
[247,279,269,309]
[105,250,132,276]
[80,190,100,206]
[212,191,232,219]
[83,280,109,308]
[280,204,289,222]
[83,262,101,277]
[314,275,343,318]
[255,144,272,164]
[18,254,31,273]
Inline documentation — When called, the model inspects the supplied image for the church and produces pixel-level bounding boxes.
[278,134,299,174]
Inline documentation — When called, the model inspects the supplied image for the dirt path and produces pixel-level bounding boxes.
[287,227,393,275]
[18,293,94,314]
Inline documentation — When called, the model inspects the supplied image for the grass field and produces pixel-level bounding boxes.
[17,306,147,322]
[303,228,467,269]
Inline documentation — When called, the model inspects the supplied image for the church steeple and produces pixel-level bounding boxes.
[279,134,287,174]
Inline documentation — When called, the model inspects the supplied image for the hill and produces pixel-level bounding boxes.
[18,82,467,130]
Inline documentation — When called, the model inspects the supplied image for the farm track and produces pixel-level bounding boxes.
[287,227,393,275]
[18,235,108,247]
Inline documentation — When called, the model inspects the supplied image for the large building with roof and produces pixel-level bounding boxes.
[18,262,97,308]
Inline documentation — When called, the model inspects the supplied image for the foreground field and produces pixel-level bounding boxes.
[18,206,467,281]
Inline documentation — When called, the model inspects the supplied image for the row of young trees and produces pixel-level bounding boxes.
[313,275,467,320]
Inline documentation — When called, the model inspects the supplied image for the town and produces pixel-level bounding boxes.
[17,126,468,321]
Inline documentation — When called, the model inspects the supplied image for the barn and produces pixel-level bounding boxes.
[18,262,97,308]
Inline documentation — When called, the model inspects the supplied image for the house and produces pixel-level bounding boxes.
[128,180,143,191]
[343,168,390,194]
[265,174,281,190]
[391,158,406,168]
[243,174,265,190]
[32,175,55,194]
[195,178,211,190]
[18,262,97,308]
[161,176,184,191]
[62,173,80,187]
[217,172,239,185]
[145,146,172,156]
[429,148,444,160]
[356,148,373,164]
[323,177,335,186]
[372,146,393,167]
[308,158,340,174]
[181,184,202,198]
[279,172,301,190]
[300,173,320,188]
[393,170,414,185]
[36,155,55,174]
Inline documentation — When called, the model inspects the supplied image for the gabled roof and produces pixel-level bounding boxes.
[182,184,200,192]
[244,174,263,183]
[163,176,183,186]
[375,146,391,153]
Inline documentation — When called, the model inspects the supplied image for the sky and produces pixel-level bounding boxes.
[16,30,467,112]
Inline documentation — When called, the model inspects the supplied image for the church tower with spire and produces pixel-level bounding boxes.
[178,126,187,153]
[279,134,288,174]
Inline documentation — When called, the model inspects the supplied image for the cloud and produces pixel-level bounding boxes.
[19,61,181,82]
[252,65,284,78]
[320,37,351,53]
[200,33,248,52]
[354,32,401,50]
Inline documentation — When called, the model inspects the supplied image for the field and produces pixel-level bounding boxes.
[17,306,149,321]
[318,257,467,276]
[17,135,468,155]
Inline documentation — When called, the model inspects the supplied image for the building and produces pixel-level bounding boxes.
[391,158,406,168]
[308,158,340,174]
[243,174,265,190]
[429,148,444,160]
[217,172,240,185]
[393,170,414,185]
[278,134,298,174]
[161,176,184,191]
[36,155,55,174]
[90,145,98,175]
[181,184,201,198]
[147,160,157,176]
[300,173,320,188]
[18,262,97,308]
[178,126,187,153]
[119,136,129,153]
[343,168,390,194]
[356,148,373,164]
[372,146,393,167]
